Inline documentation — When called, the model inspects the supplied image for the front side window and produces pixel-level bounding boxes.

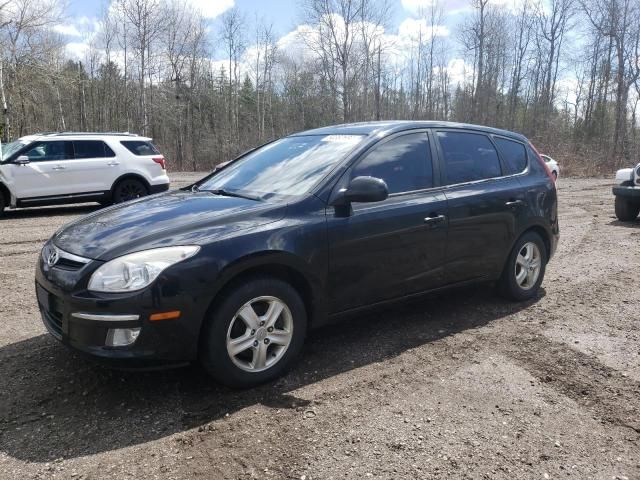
[494,137,527,175]
[21,141,73,162]
[74,140,115,159]
[351,133,432,194]
[198,134,364,199]
[437,131,502,184]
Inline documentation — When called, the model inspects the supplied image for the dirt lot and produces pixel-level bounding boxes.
[0,175,638,480]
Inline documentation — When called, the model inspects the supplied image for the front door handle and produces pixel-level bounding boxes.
[424,214,447,225]
[52,165,65,171]
[505,199,525,208]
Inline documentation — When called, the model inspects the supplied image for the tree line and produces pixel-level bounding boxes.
[1,0,640,174]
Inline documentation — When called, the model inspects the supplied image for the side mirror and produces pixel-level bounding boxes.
[331,176,389,206]
[14,155,30,165]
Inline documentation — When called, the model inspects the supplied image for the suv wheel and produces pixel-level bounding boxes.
[113,178,148,203]
[200,276,307,388]
[0,190,5,218]
[498,231,547,301]
[614,196,640,222]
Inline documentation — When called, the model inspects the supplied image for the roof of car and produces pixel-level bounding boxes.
[18,132,152,142]
[290,121,528,142]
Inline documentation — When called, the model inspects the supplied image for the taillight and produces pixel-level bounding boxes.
[529,142,556,185]
[152,157,166,170]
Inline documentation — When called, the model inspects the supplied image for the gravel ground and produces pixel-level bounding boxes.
[0,175,638,480]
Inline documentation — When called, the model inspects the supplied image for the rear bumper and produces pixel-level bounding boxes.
[149,182,170,194]
[613,185,640,199]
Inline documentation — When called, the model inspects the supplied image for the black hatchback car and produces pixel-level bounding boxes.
[36,121,559,387]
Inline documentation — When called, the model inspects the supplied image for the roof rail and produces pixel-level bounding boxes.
[40,132,141,137]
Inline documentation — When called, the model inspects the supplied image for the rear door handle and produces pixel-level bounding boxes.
[107,161,120,166]
[424,214,447,225]
[52,165,65,171]
[505,199,525,208]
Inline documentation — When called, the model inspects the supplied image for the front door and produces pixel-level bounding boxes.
[9,141,75,199]
[327,131,448,313]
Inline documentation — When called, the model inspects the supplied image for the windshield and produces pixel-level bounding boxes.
[1,140,29,161]
[197,134,364,199]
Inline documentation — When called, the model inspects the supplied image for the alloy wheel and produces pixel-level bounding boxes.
[514,241,541,290]
[226,296,294,373]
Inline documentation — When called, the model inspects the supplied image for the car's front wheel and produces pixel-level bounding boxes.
[614,196,640,222]
[498,231,547,301]
[200,276,307,388]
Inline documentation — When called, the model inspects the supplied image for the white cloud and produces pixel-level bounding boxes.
[186,0,234,19]
[65,42,90,60]
[53,24,83,37]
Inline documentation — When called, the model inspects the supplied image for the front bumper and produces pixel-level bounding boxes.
[613,185,640,199]
[35,253,211,369]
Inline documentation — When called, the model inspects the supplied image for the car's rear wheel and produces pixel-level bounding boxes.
[112,178,148,203]
[498,231,547,301]
[200,276,307,388]
[614,196,640,222]
[0,191,5,218]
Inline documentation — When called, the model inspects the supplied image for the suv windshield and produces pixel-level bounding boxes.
[197,134,363,199]
[1,140,29,161]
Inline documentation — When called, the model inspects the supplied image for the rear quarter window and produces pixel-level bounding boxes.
[494,137,527,174]
[121,141,160,156]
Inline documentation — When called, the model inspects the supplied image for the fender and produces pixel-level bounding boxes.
[205,250,328,328]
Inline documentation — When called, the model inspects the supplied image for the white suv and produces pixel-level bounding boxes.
[0,132,170,216]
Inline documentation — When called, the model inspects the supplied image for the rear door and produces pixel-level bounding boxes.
[67,140,120,193]
[435,130,526,283]
[327,130,448,312]
[9,141,75,199]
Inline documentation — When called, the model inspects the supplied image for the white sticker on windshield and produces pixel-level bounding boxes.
[321,135,360,143]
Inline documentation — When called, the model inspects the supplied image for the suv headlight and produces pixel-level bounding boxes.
[88,246,200,293]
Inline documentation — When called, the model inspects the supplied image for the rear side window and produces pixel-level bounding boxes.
[73,140,115,159]
[352,132,433,194]
[21,141,73,162]
[494,137,527,174]
[121,141,160,156]
[437,131,502,184]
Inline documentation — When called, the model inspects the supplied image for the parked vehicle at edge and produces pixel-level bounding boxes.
[35,121,559,387]
[540,154,559,180]
[0,132,170,216]
[613,162,640,221]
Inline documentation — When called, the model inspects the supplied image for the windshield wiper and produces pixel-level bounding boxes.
[202,188,262,202]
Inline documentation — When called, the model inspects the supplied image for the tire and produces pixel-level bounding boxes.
[200,276,307,388]
[112,178,148,203]
[552,170,558,180]
[0,190,5,218]
[498,231,547,302]
[614,196,640,222]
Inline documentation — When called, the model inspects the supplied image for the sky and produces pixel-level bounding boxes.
[60,0,481,62]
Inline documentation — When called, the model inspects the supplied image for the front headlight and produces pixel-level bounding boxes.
[88,246,200,293]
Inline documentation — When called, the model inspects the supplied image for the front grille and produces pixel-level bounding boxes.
[41,243,91,272]
[42,310,63,339]
[55,256,87,271]
[37,284,65,340]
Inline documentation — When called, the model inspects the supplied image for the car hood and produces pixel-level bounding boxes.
[53,191,287,260]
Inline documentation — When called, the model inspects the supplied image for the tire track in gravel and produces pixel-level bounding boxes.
[502,328,640,435]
